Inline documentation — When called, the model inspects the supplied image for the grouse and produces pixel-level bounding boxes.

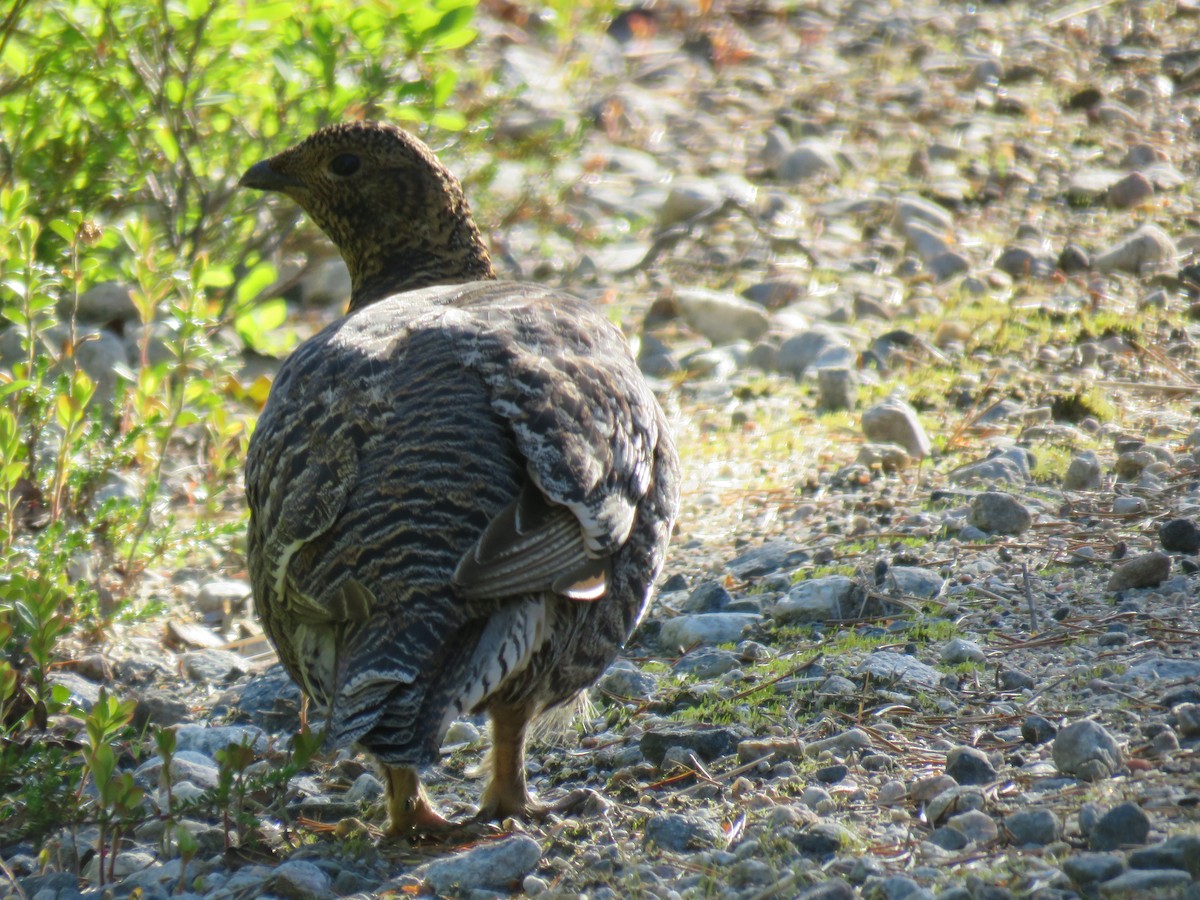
[239,121,679,836]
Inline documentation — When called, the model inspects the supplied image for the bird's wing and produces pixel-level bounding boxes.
[445,283,661,601]
[246,364,366,626]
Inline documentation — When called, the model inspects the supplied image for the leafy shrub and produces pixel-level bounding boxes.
[0,0,480,851]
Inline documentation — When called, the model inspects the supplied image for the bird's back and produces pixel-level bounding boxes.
[246,281,677,767]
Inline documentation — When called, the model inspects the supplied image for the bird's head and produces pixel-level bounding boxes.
[240,121,495,310]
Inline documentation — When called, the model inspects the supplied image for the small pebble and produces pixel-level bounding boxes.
[968,491,1032,535]
[1107,552,1171,592]
[1053,720,1123,781]
[1089,802,1151,851]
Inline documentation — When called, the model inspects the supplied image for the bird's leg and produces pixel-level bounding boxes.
[383,766,450,837]
[477,702,536,821]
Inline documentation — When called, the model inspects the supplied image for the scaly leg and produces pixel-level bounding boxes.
[384,766,450,837]
[476,702,537,821]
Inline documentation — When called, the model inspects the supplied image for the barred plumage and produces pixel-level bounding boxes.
[240,123,679,835]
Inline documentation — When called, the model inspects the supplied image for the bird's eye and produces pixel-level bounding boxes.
[329,153,361,177]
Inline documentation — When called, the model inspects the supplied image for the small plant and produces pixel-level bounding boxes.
[81,689,143,886]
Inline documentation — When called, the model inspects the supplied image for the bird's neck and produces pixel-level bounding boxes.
[346,244,496,312]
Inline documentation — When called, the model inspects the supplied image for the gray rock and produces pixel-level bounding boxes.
[637,333,678,379]
[856,652,945,692]
[76,328,132,403]
[1093,224,1176,273]
[940,638,985,665]
[81,848,158,884]
[1114,449,1154,480]
[659,613,762,649]
[894,194,954,230]
[194,579,252,615]
[856,442,913,472]
[909,774,958,802]
[134,750,221,790]
[271,859,334,900]
[995,245,1055,279]
[1096,868,1190,897]
[223,663,302,729]
[771,575,855,624]
[443,720,481,746]
[69,281,139,322]
[969,491,1032,535]
[182,648,250,682]
[777,327,853,379]
[174,724,268,758]
[418,835,541,894]
[861,398,931,459]
[793,822,856,857]
[1159,518,1200,554]
[944,746,996,785]
[1106,171,1154,208]
[802,785,833,810]
[778,140,841,181]
[1090,802,1150,851]
[860,874,931,899]
[945,809,998,844]
[681,346,740,379]
[674,288,769,344]
[727,540,807,578]
[743,277,803,307]
[817,675,858,699]
[1064,451,1103,490]
[674,646,740,678]
[598,659,657,699]
[886,566,944,599]
[798,878,856,899]
[1062,852,1126,885]
[658,178,723,227]
[1004,808,1061,845]
[999,668,1035,691]
[344,772,385,802]
[901,220,951,264]
[1022,715,1057,745]
[50,671,102,711]
[640,725,743,765]
[1129,834,1200,876]
[1119,656,1200,682]
[1068,168,1123,204]
[948,455,1026,485]
[1053,720,1123,782]
[928,825,970,851]
[926,785,987,825]
[682,581,732,612]
[817,367,857,410]
[1107,552,1171,592]
[132,686,191,730]
[1175,703,1200,738]
[758,125,792,173]
[644,812,722,851]
[1060,242,1091,272]
[747,341,778,371]
[929,251,970,281]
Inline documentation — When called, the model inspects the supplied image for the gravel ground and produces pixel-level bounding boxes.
[7,1,1200,898]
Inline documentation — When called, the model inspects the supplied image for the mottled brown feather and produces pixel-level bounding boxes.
[240,121,679,833]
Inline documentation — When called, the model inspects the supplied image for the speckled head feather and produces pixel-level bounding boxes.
[240,121,496,310]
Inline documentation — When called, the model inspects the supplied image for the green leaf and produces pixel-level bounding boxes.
[428,5,476,50]
[234,261,278,308]
[152,123,180,164]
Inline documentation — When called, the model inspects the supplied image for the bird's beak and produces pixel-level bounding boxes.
[239,159,303,192]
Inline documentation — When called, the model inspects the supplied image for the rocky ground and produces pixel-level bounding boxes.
[7,1,1200,898]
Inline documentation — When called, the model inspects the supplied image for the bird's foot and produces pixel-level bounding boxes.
[383,766,453,839]
[475,783,596,824]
